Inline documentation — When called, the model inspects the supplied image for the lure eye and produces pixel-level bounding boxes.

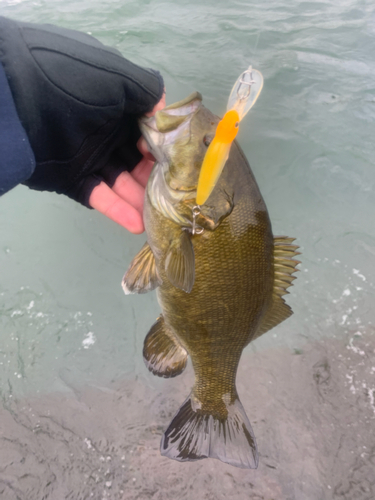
[203,135,212,147]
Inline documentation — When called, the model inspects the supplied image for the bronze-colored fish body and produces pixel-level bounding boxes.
[122,93,299,469]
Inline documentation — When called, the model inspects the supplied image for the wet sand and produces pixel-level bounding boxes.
[0,329,374,500]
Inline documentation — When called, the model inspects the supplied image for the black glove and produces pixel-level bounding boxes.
[0,16,164,206]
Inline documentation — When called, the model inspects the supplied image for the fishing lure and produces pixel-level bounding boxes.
[196,66,263,206]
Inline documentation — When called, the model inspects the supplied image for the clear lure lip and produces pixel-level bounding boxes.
[196,66,263,206]
[227,66,263,121]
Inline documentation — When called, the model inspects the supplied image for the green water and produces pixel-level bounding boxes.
[1,1,375,499]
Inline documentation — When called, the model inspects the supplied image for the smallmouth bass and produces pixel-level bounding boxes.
[122,92,299,469]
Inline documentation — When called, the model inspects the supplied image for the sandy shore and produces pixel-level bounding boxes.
[0,329,374,500]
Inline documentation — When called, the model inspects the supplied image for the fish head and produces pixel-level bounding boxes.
[139,92,219,192]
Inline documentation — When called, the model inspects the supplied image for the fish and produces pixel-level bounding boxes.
[122,91,300,469]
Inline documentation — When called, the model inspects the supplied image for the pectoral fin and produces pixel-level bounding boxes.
[144,315,188,378]
[165,231,195,293]
[252,236,300,341]
[122,242,162,295]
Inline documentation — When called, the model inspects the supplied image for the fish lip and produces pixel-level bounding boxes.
[139,114,158,132]
[139,92,202,136]
[138,116,159,146]
[138,115,162,160]
[166,180,197,193]
[163,91,202,113]
[139,92,202,165]
[174,186,196,192]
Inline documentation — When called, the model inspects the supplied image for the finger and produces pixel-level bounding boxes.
[89,181,144,234]
[111,170,146,213]
[130,157,155,188]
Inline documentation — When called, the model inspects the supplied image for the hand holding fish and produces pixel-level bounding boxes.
[0,16,164,233]
[89,93,166,234]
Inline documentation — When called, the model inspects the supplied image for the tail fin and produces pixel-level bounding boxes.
[160,395,258,469]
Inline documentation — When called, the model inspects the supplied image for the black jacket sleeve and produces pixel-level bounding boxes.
[0,61,35,195]
[0,16,164,206]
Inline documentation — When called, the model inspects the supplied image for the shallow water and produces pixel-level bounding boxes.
[0,0,375,499]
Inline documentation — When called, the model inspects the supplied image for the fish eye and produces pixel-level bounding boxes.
[203,135,212,147]
[235,122,239,128]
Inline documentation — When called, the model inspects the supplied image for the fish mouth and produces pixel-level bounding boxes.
[139,92,202,160]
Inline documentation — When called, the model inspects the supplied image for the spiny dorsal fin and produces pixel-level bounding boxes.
[122,242,162,295]
[143,315,188,378]
[253,236,300,340]
[165,231,195,293]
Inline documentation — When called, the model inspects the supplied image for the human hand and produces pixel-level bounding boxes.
[89,93,166,233]
[0,16,164,233]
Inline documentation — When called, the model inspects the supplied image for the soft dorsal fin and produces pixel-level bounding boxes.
[122,242,162,295]
[253,236,300,341]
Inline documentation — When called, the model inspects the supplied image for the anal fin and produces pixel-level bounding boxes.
[122,242,161,295]
[144,316,188,378]
[253,236,300,341]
